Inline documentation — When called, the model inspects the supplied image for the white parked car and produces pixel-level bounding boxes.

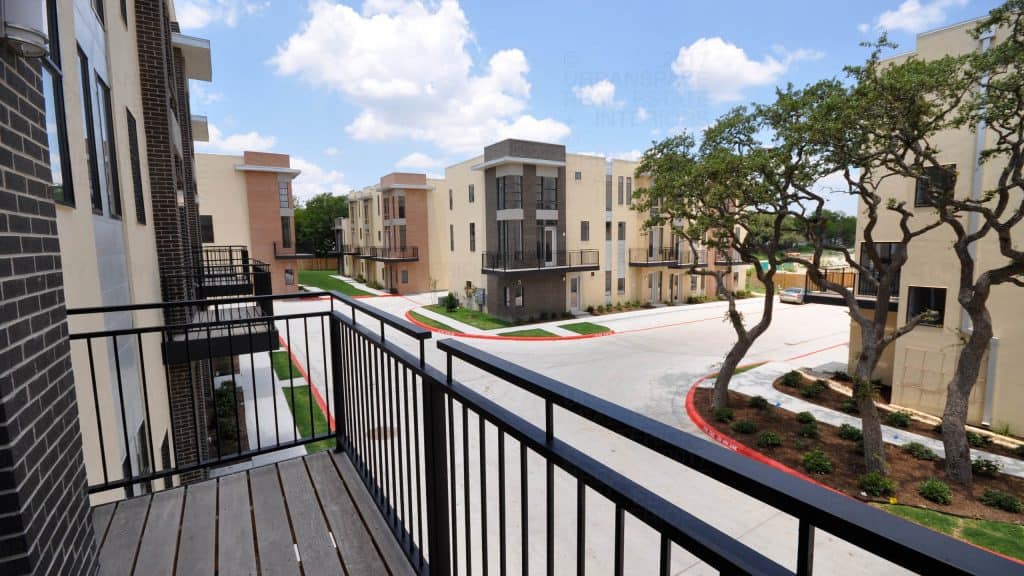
[779,287,806,304]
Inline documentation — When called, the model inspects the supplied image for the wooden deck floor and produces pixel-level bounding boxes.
[91,451,414,576]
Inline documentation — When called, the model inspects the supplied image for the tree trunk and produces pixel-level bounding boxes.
[712,337,754,410]
[942,307,993,485]
[854,343,887,475]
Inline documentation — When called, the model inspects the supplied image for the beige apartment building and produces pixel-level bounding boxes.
[841,19,1023,431]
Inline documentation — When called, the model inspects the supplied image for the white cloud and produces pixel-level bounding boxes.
[635,107,650,122]
[857,23,871,34]
[671,37,822,102]
[396,152,444,170]
[177,0,269,30]
[875,0,967,34]
[197,124,276,154]
[572,79,620,108]
[291,157,351,203]
[190,81,223,105]
[271,0,569,155]
[323,147,341,157]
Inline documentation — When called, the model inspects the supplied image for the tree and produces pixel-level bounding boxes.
[294,193,348,257]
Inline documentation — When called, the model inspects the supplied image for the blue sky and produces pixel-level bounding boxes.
[181,0,1001,213]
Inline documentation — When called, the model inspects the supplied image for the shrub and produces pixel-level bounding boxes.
[902,442,938,461]
[586,305,595,314]
[966,430,994,448]
[800,381,826,398]
[798,422,821,439]
[919,479,952,505]
[1016,445,1024,459]
[838,424,863,442]
[858,472,896,497]
[972,458,1002,477]
[832,370,852,382]
[795,411,816,425]
[802,449,833,475]
[748,396,770,410]
[780,371,803,388]
[885,411,911,428]
[731,420,758,434]
[442,292,459,311]
[840,399,860,414]
[757,431,782,449]
[980,489,1023,513]
[713,407,734,423]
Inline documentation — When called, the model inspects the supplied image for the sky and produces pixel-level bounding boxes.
[181,0,1003,214]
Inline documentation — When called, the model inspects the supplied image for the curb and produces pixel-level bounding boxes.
[277,335,335,432]
[404,309,616,342]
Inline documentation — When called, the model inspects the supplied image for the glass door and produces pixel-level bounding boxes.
[543,226,556,266]
[569,276,580,312]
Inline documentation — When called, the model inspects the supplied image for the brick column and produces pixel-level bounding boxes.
[0,48,97,574]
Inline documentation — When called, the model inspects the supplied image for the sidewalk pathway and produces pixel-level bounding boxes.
[709,362,1024,478]
[328,274,389,296]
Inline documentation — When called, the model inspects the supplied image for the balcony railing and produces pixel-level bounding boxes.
[481,249,600,273]
[341,244,361,255]
[714,248,743,264]
[628,246,678,266]
[70,290,1017,575]
[802,267,900,311]
[669,247,707,268]
[357,245,420,261]
[162,245,272,299]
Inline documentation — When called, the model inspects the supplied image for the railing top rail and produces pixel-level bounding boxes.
[435,338,1016,575]
[330,291,432,341]
[66,290,314,315]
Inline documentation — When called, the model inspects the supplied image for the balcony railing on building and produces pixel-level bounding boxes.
[628,246,679,266]
[802,267,900,311]
[357,245,420,261]
[162,245,272,300]
[713,248,743,265]
[341,244,361,255]
[669,247,707,268]
[481,249,600,273]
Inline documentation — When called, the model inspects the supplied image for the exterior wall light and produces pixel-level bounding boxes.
[1,1,49,58]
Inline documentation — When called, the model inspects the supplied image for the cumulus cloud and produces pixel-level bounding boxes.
[396,152,444,170]
[635,107,650,122]
[190,81,223,105]
[875,0,967,34]
[291,157,351,203]
[176,0,270,29]
[671,37,822,102]
[197,124,276,154]
[572,79,620,107]
[271,0,569,155]
[323,147,341,157]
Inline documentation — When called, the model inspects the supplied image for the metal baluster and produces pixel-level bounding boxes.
[797,520,815,576]
[112,334,132,497]
[85,339,108,485]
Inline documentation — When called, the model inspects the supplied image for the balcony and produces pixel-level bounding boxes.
[803,267,900,311]
[180,245,271,299]
[629,247,679,267]
[481,249,600,273]
[341,244,361,255]
[668,247,708,268]
[357,245,420,262]
[73,292,1014,576]
[713,248,743,265]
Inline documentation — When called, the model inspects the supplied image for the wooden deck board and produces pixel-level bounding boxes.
[97,497,150,576]
[175,481,217,576]
[217,473,257,576]
[133,488,184,576]
[250,463,301,576]
[277,458,343,576]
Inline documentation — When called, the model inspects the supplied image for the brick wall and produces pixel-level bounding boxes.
[0,48,97,574]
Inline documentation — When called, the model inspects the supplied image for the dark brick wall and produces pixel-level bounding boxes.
[0,47,97,575]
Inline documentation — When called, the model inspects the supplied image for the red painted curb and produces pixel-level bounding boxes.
[403,309,617,341]
[277,335,335,432]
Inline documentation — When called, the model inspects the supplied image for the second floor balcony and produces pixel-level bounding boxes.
[163,245,272,300]
[668,247,708,268]
[481,249,600,274]
[341,244,361,255]
[629,247,679,266]
[357,245,420,262]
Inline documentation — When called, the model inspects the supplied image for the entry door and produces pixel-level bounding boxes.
[543,226,557,266]
[649,271,662,302]
[569,276,581,312]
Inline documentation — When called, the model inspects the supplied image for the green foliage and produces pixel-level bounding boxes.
[686,295,714,304]
[800,380,826,398]
[757,431,782,449]
[442,292,459,312]
[798,422,821,439]
[214,385,241,456]
[980,490,1023,514]
[747,395,770,410]
[972,458,1002,477]
[294,193,348,256]
[919,479,952,505]
[802,449,833,475]
[780,371,803,388]
[713,407,735,423]
[840,398,860,414]
[731,420,758,434]
[858,472,896,497]
[832,370,852,382]
[838,423,863,442]
[795,411,816,425]
[1016,445,1024,459]
[885,411,912,428]
[967,430,994,448]
[902,442,939,461]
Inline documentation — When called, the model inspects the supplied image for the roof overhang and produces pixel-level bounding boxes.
[172,32,212,82]
[380,184,433,191]
[471,156,566,171]
[191,115,209,142]
[234,164,302,179]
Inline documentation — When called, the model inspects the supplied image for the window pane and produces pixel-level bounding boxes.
[279,181,290,208]
[281,216,292,248]
[127,110,144,223]
[42,66,72,205]
[78,48,102,212]
[96,78,121,217]
[200,215,214,243]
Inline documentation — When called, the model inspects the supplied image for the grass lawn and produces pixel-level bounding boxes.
[409,310,462,333]
[880,504,1024,560]
[297,270,372,297]
[282,385,336,454]
[559,322,611,335]
[501,328,556,337]
[425,305,512,330]
[270,350,302,380]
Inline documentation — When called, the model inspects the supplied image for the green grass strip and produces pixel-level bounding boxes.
[500,328,556,337]
[559,322,611,335]
[409,310,462,333]
[297,270,372,297]
[270,350,302,380]
[281,385,336,454]
[879,504,1024,560]
[425,304,512,330]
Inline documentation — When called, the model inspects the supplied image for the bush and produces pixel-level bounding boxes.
[802,449,833,474]
[800,381,826,398]
[838,424,863,442]
[902,442,938,461]
[980,489,1023,513]
[1016,445,1024,459]
[731,420,758,434]
[919,479,952,505]
[885,411,911,428]
[442,292,459,312]
[713,407,735,423]
[967,430,994,448]
[798,422,821,439]
[757,431,782,449]
[972,458,1002,477]
[839,398,859,414]
[858,472,896,497]
[795,411,816,425]
[832,370,852,382]
[748,396,770,410]
[780,370,803,388]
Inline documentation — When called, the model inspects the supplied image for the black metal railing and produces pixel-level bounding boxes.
[669,247,707,268]
[805,268,858,294]
[161,245,271,299]
[714,248,743,264]
[628,247,678,265]
[359,245,420,261]
[858,269,901,298]
[342,244,361,255]
[481,249,600,272]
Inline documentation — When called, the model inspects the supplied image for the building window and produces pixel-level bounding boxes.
[120,0,127,24]
[281,216,292,248]
[449,189,453,210]
[96,78,121,218]
[279,181,290,208]
[469,222,476,252]
[605,222,611,241]
[42,69,73,206]
[92,0,105,23]
[581,221,589,242]
[617,277,625,294]
[535,176,558,210]
[401,270,409,284]
[399,225,407,249]
[450,224,454,252]
[497,175,523,209]
[200,215,214,243]
[915,164,956,207]
[605,271,612,295]
[161,434,172,490]
[907,287,946,326]
[690,273,698,291]
[617,222,625,241]
[504,286,511,307]
[515,285,524,307]
[285,269,295,285]
[398,195,406,218]
[626,176,632,205]
[605,174,612,211]
[469,184,475,203]
[858,243,903,296]
[574,171,582,181]
[497,220,523,256]
[126,110,145,223]
[618,175,624,205]
[78,47,102,213]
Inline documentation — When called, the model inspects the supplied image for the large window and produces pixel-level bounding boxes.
[43,0,73,205]
[126,110,145,223]
[497,220,522,256]
[78,47,102,213]
[398,195,406,218]
[535,176,558,210]
[907,286,946,327]
[497,175,523,209]
[858,242,904,296]
[199,215,214,243]
[279,181,290,208]
[915,164,957,207]
[96,78,121,218]
[281,216,292,248]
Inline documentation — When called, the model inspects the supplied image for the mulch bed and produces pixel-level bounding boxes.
[772,372,1023,460]
[694,387,1024,524]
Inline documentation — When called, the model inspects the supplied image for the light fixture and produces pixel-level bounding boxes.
[1,1,49,58]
